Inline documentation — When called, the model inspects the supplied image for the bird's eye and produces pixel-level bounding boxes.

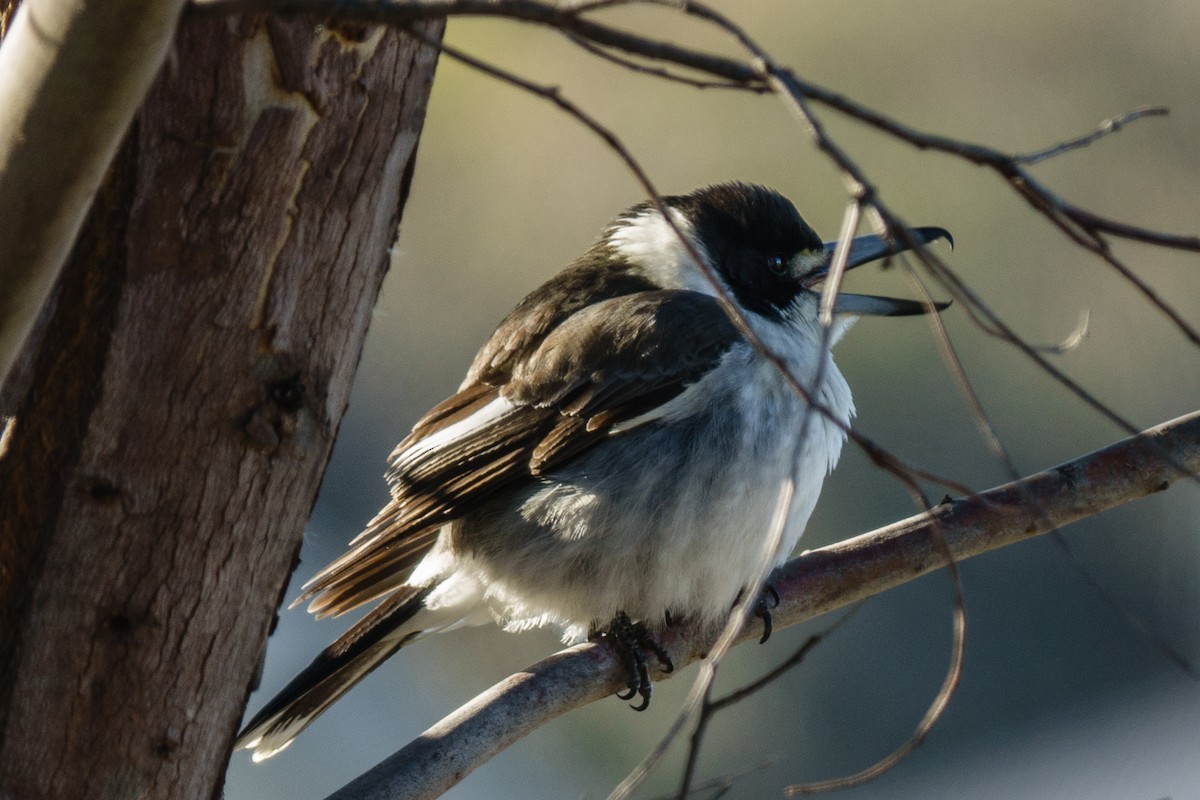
[766,254,787,274]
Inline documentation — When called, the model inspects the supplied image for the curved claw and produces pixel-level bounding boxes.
[594,611,672,711]
[756,584,781,644]
[629,643,653,711]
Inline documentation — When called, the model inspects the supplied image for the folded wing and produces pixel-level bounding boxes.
[297,290,742,618]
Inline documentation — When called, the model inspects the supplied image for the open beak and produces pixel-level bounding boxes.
[815,226,953,317]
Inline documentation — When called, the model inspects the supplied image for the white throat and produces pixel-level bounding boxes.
[606,208,718,296]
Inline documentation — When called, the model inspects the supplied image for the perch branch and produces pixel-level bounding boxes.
[324,409,1200,800]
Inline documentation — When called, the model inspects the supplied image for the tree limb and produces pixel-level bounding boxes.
[0,0,187,385]
[324,410,1200,800]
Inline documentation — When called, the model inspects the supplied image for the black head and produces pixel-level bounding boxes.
[666,183,825,319]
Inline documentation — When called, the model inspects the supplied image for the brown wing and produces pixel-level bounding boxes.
[463,242,657,386]
[298,290,741,617]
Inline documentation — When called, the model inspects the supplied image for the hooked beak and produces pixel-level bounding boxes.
[815,226,953,317]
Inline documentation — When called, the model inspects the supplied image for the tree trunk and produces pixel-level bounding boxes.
[0,13,443,800]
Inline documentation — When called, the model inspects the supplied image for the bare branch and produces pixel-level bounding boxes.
[1016,106,1170,165]
[321,410,1200,800]
[673,606,863,799]
[709,604,863,713]
[563,34,764,92]
[0,0,187,385]
[193,1,1198,250]
[1063,205,1200,251]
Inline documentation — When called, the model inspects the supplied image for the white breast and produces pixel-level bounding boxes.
[438,313,856,643]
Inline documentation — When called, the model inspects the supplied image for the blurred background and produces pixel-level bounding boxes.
[225,2,1200,798]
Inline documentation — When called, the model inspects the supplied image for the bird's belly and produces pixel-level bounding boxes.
[450,367,849,642]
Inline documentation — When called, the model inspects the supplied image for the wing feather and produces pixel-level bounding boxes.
[300,290,740,616]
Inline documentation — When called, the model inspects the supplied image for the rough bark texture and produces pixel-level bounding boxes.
[0,13,443,800]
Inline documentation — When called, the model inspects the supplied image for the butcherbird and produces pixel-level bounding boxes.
[236,182,950,760]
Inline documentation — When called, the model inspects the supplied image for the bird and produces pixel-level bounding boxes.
[235,182,950,760]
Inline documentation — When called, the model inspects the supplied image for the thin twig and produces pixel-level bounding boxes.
[1032,310,1090,355]
[1048,530,1198,679]
[709,602,864,713]
[646,758,780,800]
[564,34,765,91]
[1016,106,1170,165]
[785,619,965,793]
[900,255,1015,473]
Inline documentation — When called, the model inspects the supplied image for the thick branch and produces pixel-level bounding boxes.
[0,0,187,384]
[325,409,1200,800]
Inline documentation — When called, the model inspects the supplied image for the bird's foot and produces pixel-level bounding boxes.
[593,612,674,711]
[735,584,780,644]
[755,584,780,643]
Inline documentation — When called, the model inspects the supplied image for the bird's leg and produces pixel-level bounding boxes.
[592,611,674,711]
[734,584,781,644]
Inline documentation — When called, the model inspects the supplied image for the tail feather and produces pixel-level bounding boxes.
[236,585,434,761]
